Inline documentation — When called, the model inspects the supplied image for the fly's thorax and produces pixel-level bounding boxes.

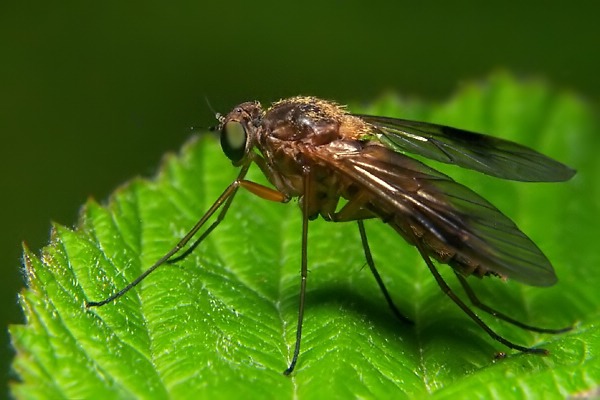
[262,98,343,145]
[250,97,344,197]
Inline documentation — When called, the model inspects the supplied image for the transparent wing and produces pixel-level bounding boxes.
[355,114,575,182]
[314,142,557,286]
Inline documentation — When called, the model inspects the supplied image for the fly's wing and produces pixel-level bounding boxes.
[314,142,557,286]
[355,114,575,182]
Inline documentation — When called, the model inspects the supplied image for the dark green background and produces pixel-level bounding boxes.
[1,1,598,396]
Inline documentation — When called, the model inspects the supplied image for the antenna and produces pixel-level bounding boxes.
[189,97,223,133]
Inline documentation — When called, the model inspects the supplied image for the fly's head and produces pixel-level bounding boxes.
[217,101,264,166]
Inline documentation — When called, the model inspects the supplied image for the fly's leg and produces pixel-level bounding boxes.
[414,241,549,354]
[357,221,412,325]
[327,190,411,324]
[86,162,287,308]
[454,272,572,334]
[284,166,312,376]
[167,179,288,264]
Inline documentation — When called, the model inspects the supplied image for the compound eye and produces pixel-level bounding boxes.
[221,121,247,163]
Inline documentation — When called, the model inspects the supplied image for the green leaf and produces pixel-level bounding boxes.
[10,74,600,399]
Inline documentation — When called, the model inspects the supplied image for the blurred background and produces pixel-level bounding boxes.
[1,1,598,395]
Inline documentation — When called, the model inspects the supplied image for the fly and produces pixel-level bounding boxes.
[86,96,575,375]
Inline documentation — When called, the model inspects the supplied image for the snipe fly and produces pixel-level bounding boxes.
[87,96,575,375]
